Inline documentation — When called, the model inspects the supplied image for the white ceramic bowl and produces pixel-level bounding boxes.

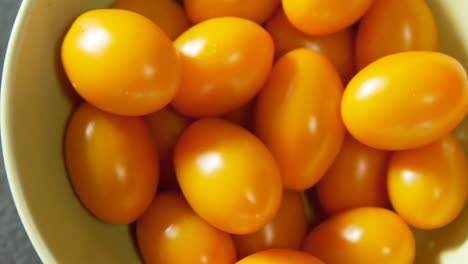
[2,0,468,263]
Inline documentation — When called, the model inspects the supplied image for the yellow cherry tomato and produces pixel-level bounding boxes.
[255,48,345,191]
[112,0,191,40]
[355,0,439,69]
[65,103,159,224]
[184,0,280,24]
[302,207,415,264]
[173,17,274,117]
[233,191,308,258]
[342,51,468,150]
[388,134,468,229]
[316,135,390,214]
[137,192,236,264]
[61,9,181,116]
[282,0,373,35]
[265,9,355,83]
[174,118,283,234]
[236,249,324,264]
[146,107,191,190]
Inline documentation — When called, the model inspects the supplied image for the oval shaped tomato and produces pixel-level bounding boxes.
[112,0,191,40]
[342,51,468,150]
[146,107,190,190]
[355,0,439,70]
[302,207,415,264]
[316,135,389,214]
[237,249,324,264]
[255,48,345,191]
[388,134,468,229]
[137,192,236,264]
[233,190,308,258]
[184,0,280,24]
[173,17,274,117]
[282,0,373,35]
[174,118,282,234]
[65,103,159,224]
[61,9,181,116]
[265,9,355,83]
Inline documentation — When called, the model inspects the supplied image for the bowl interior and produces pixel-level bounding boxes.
[1,0,468,263]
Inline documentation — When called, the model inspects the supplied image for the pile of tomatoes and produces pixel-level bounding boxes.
[61,0,468,263]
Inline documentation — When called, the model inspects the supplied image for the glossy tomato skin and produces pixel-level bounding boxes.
[255,48,345,191]
[355,0,439,69]
[146,107,191,190]
[302,207,415,264]
[233,190,308,258]
[65,103,159,224]
[173,17,274,117]
[317,135,390,215]
[61,9,181,116]
[174,118,282,234]
[137,192,236,264]
[342,51,468,150]
[184,0,280,24]
[265,9,355,83]
[282,0,373,35]
[388,134,468,229]
[236,249,324,264]
[112,0,191,40]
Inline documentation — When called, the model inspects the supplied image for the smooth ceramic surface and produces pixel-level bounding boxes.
[1,0,467,263]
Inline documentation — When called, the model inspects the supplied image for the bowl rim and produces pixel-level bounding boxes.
[1,0,56,263]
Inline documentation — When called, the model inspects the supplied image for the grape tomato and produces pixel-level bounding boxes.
[65,103,159,224]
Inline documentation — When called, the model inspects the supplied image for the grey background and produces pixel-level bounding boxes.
[1,0,42,263]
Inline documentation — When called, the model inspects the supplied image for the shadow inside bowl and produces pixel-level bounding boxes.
[414,2,468,262]
[53,28,83,110]
[414,204,468,264]
[426,0,468,70]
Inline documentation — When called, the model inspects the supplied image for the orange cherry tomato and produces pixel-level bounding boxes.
[112,0,191,40]
[146,107,191,190]
[265,9,355,83]
[184,0,280,24]
[223,101,255,131]
[65,103,159,224]
[342,51,468,150]
[173,17,274,117]
[137,192,236,264]
[302,207,415,264]
[61,9,180,116]
[233,190,308,259]
[355,0,439,70]
[236,249,324,264]
[282,0,373,35]
[255,48,345,191]
[174,118,282,234]
[388,134,468,229]
[316,135,390,215]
